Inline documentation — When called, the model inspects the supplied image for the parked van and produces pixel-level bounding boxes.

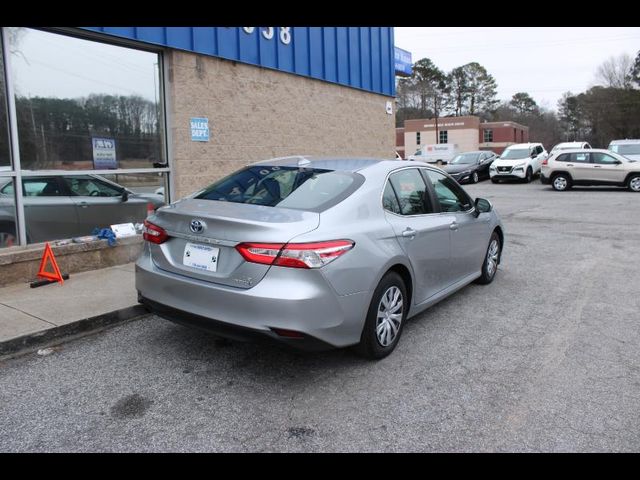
[408,143,459,165]
[607,139,640,162]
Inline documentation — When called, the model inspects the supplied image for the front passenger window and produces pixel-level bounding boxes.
[591,152,619,164]
[388,169,432,216]
[423,169,472,213]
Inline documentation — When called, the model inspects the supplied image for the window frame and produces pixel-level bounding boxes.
[0,27,171,248]
[381,167,436,217]
[421,167,474,214]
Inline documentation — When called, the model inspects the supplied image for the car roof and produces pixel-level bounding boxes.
[505,143,541,149]
[553,142,587,148]
[552,148,617,154]
[250,156,389,172]
[608,139,640,145]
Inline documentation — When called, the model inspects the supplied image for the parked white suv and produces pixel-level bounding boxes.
[490,143,548,183]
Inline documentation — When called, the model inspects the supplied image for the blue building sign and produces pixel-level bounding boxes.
[81,27,396,97]
[394,47,412,77]
[190,117,209,142]
[92,137,117,169]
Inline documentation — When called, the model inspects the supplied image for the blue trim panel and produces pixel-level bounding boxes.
[80,27,395,96]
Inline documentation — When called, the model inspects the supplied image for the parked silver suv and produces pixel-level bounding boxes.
[540,148,640,192]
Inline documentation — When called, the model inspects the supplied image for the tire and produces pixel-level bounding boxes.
[475,232,501,285]
[551,173,571,191]
[0,223,17,248]
[628,174,640,192]
[524,167,533,183]
[355,272,407,360]
[471,172,479,184]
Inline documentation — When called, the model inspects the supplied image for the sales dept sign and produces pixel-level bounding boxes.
[191,117,209,142]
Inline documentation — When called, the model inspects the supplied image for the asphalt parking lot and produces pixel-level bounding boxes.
[1,179,639,452]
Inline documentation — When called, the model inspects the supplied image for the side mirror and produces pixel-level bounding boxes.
[614,160,622,165]
[121,190,129,202]
[474,197,492,217]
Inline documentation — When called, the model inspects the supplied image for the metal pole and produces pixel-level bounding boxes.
[2,27,27,247]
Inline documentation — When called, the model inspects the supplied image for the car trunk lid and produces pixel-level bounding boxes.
[147,199,320,289]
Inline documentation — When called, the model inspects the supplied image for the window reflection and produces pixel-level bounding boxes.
[0,35,11,170]
[0,178,17,247]
[8,28,164,171]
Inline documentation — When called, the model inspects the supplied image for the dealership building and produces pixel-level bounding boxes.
[402,115,529,158]
[0,27,398,265]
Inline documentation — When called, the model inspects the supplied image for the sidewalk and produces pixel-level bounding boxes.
[0,263,147,358]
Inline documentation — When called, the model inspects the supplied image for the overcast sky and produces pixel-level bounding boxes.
[394,27,640,111]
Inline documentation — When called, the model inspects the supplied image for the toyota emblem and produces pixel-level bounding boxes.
[190,219,205,234]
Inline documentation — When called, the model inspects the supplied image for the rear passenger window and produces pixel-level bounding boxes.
[556,153,569,162]
[382,182,401,214]
[388,169,432,216]
[571,153,590,163]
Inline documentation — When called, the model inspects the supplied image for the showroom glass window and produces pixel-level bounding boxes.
[7,28,165,172]
[439,130,448,143]
[0,34,10,169]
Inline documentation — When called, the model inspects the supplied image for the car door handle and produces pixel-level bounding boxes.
[566,164,574,167]
[401,228,417,238]
[449,222,459,231]
[78,201,89,208]
[594,165,602,168]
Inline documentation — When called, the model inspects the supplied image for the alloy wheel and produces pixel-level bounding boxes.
[553,176,568,191]
[376,286,403,347]
[630,176,640,192]
[486,239,499,278]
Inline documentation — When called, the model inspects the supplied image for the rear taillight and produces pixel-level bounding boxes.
[235,240,354,269]
[542,158,548,165]
[143,220,168,244]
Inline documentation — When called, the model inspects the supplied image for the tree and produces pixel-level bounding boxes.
[412,58,450,142]
[448,66,468,117]
[462,62,499,116]
[594,54,634,89]
[510,92,539,116]
[631,50,640,88]
[446,62,498,117]
[557,92,586,141]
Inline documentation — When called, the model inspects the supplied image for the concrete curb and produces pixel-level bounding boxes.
[0,305,149,360]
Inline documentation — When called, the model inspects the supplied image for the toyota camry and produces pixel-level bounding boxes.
[136,156,504,359]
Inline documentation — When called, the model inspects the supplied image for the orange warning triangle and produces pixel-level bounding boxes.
[37,243,64,284]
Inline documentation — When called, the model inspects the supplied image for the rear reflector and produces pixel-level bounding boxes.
[143,220,168,244]
[236,240,354,269]
[271,328,305,338]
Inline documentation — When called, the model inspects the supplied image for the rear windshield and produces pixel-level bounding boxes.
[609,144,640,155]
[195,165,363,212]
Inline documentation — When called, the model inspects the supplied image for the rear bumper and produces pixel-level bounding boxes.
[540,172,550,184]
[139,295,333,351]
[135,249,370,349]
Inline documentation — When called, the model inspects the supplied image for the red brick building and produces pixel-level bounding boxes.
[401,116,529,157]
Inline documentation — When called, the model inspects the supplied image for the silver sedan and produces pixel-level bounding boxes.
[136,157,504,359]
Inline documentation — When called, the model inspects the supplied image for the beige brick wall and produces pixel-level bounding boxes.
[166,50,396,199]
